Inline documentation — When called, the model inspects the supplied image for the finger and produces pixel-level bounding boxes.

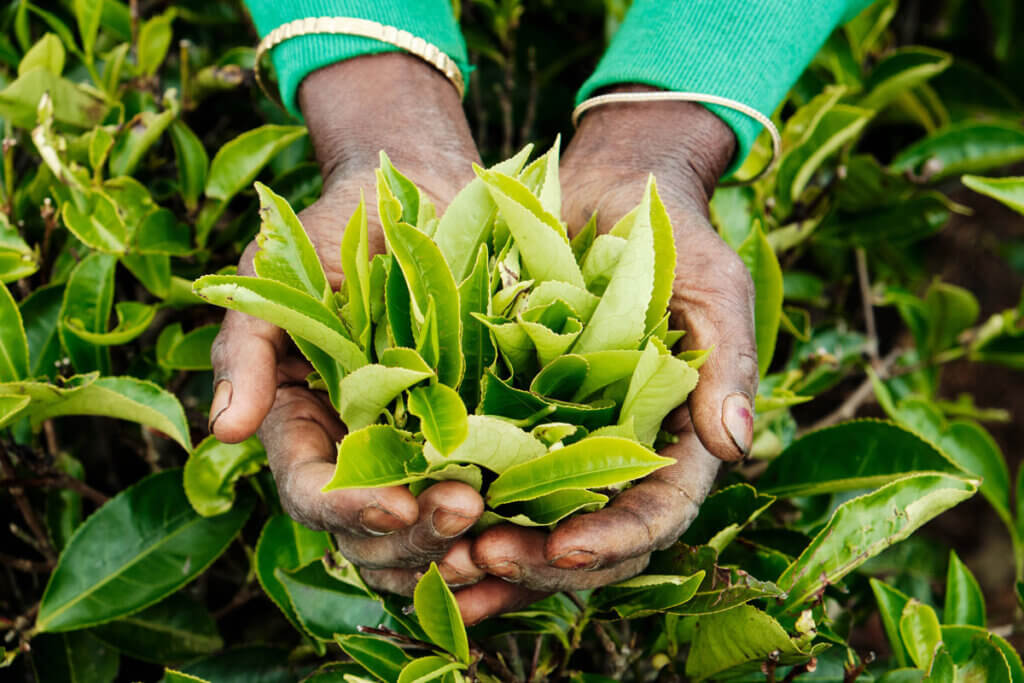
[455,578,549,626]
[472,526,650,593]
[335,481,483,570]
[360,539,487,596]
[545,421,720,569]
[672,227,759,461]
[259,385,418,535]
[208,242,285,443]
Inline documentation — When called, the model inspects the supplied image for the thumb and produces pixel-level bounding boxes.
[208,242,287,443]
[674,227,759,462]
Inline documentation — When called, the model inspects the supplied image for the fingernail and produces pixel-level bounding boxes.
[358,505,405,535]
[722,392,754,457]
[482,561,522,583]
[431,508,474,538]
[551,550,598,571]
[208,380,232,433]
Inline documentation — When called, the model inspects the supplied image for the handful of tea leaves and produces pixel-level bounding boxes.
[194,143,700,529]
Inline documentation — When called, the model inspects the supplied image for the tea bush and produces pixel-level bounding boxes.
[1,1,1023,681]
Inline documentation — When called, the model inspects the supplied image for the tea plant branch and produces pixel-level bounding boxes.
[357,625,437,652]
[7,523,50,559]
[0,553,51,574]
[0,473,109,506]
[518,46,538,146]
[527,634,543,682]
[41,419,59,461]
[471,638,519,683]
[804,346,904,433]
[842,652,874,683]
[1,131,14,218]
[0,444,56,564]
[212,581,261,620]
[782,658,818,682]
[39,198,59,284]
[129,0,140,60]
[2,602,39,647]
[506,635,524,680]
[179,40,192,110]
[498,30,516,159]
[855,248,881,368]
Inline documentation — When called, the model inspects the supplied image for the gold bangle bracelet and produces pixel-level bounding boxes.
[254,17,466,109]
[572,91,782,185]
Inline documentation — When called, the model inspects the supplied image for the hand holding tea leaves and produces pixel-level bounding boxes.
[463,92,758,621]
[208,56,492,591]
[203,60,757,622]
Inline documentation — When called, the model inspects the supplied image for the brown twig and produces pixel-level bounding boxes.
[1,473,108,506]
[783,658,818,682]
[527,634,543,682]
[506,635,524,680]
[761,650,781,683]
[804,346,903,433]
[855,248,881,369]
[0,553,52,573]
[518,46,539,147]
[179,40,192,110]
[0,445,56,563]
[498,26,517,159]
[129,0,140,59]
[471,638,519,683]
[42,420,59,459]
[3,602,39,637]
[212,583,259,620]
[1,131,15,219]
[358,625,437,652]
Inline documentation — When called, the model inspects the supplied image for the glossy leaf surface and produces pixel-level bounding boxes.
[184,435,266,517]
[91,593,223,664]
[775,472,977,612]
[408,383,468,456]
[192,275,367,373]
[205,125,307,202]
[759,420,964,496]
[943,550,986,627]
[37,470,252,632]
[0,281,28,381]
[487,436,673,506]
[324,425,426,490]
[414,563,469,664]
[255,515,332,641]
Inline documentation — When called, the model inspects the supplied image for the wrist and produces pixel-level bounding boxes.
[565,84,736,207]
[298,53,479,185]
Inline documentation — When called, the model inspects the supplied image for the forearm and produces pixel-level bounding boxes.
[563,85,735,213]
[243,0,469,117]
[579,0,874,174]
[298,53,478,184]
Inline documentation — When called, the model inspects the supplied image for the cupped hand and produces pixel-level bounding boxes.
[462,89,759,624]
[208,54,489,596]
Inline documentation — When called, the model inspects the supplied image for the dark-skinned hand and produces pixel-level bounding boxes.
[209,61,757,626]
[462,89,758,624]
[209,54,492,598]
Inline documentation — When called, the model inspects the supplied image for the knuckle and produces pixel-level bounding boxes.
[401,528,452,563]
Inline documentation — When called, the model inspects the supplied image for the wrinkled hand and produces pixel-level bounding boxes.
[209,54,489,598]
[464,90,758,623]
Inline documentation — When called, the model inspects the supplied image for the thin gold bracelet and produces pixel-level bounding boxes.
[572,91,783,184]
[254,17,465,109]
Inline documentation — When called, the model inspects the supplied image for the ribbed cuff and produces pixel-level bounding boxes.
[245,0,469,118]
[578,0,873,176]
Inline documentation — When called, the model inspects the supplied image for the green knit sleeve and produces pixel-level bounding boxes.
[578,0,875,175]
[244,1,469,118]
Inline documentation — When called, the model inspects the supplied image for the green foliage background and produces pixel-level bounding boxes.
[1,0,1024,681]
